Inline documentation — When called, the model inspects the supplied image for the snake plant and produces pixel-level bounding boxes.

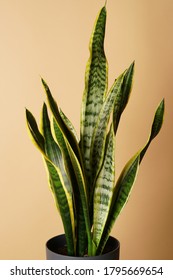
[26,5,164,257]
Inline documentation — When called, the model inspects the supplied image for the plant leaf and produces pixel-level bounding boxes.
[25,109,45,152]
[139,99,165,162]
[52,111,92,255]
[91,72,125,182]
[44,159,76,256]
[41,105,70,190]
[97,155,140,254]
[52,117,73,177]
[41,78,82,165]
[80,6,108,182]
[59,109,79,143]
[113,61,135,134]
[26,106,76,255]
[41,103,76,255]
[97,99,165,254]
[52,117,87,256]
[65,139,93,256]
[93,124,115,248]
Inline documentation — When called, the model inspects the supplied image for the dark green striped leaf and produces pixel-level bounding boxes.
[52,117,87,256]
[52,117,72,177]
[65,139,93,256]
[113,61,135,134]
[44,159,76,256]
[59,109,79,143]
[80,6,108,182]
[97,99,165,254]
[25,109,45,152]
[93,124,115,248]
[41,104,76,255]
[97,155,140,254]
[140,99,165,162]
[42,104,70,191]
[26,106,76,255]
[91,72,125,182]
[41,78,82,164]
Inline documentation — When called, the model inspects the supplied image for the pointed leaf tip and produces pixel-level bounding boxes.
[113,62,135,135]
[41,77,49,91]
[151,98,165,139]
[25,108,45,152]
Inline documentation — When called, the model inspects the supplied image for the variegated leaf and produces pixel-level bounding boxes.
[41,78,82,166]
[26,106,76,256]
[80,6,108,182]
[65,139,93,256]
[97,155,140,254]
[139,99,165,162]
[41,104,72,193]
[93,124,115,247]
[97,99,165,254]
[25,109,45,152]
[91,72,125,182]
[44,159,76,256]
[52,117,73,178]
[59,109,79,143]
[52,117,87,256]
[113,61,135,134]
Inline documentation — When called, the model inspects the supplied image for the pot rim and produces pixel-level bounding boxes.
[46,234,120,260]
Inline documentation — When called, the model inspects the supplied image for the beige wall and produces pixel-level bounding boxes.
[0,0,172,259]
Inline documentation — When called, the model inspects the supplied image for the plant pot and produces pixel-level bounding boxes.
[46,234,120,260]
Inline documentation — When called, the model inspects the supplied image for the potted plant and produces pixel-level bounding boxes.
[25,4,164,259]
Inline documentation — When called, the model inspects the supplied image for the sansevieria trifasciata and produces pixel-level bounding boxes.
[26,4,164,256]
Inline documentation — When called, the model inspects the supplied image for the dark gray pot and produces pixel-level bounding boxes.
[46,234,120,260]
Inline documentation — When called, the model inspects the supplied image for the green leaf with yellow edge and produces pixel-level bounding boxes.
[80,6,108,183]
[97,99,165,254]
[91,72,125,183]
[41,78,82,166]
[25,109,45,152]
[26,106,76,256]
[93,124,115,248]
[44,159,76,256]
[52,117,87,256]
[65,139,93,256]
[97,155,140,254]
[139,99,165,162]
[59,109,79,143]
[113,61,135,134]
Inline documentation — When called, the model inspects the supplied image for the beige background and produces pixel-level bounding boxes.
[0,0,172,259]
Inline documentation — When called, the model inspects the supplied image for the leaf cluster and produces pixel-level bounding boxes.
[26,6,164,256]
